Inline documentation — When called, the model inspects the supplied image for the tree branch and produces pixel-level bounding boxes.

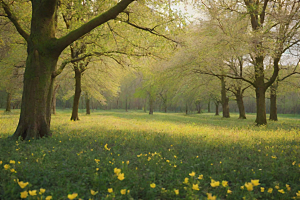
[56,0,134,52]
[1,0,29,41]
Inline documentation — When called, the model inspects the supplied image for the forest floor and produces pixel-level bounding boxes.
[0,110,300,200]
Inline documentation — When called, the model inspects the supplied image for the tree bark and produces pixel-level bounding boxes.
[269,81,278,121]
[125,97,128,112]
[149,97,153,115]
[221,76,230,118]
[6,92,11,112]
[255,78,267,125]
[52,84,59,115]
[208,100,210,113]
[215,102,219,116]
[71,68,81,121]
[86,92,90,115]
[235,91,246,119]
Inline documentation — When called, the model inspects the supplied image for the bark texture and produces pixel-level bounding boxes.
[86,92,90,115]
[6,92,11,112]
[269,81,278,121]
[149,97,153,115]
[235,92,246,119]
[71,68,81,121]
[221,77,230,118]
[215,102,219,116]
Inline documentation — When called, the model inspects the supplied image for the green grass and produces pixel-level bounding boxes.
[0,110,300,200]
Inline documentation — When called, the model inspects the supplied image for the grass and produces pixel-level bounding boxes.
[0,110,300,200]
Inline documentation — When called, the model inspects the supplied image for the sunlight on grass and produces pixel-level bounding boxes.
[0,110,300,199]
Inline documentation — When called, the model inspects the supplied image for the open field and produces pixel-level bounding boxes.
[0,110,300,199]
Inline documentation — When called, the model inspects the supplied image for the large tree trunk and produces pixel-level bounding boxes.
[235,90,246,119]
[221,76,230,118]
[269,81,278,121]
[86,92,90,115]
[71,68,81,121]
[6,92,11,112]
[255,77,267,125]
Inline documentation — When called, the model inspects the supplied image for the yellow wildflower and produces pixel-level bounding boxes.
[227,189,232,194]
[278,189,285,194]
[275,185,280,189]
[210,179,220,187]
[150,183,156,188]
[10,160,15,164]
[45,196,52,200]
[4,164,10,170]
[292,161,296,165]
[0,161,2,164]
[29,190,37,196]
[94,159,100,163]
[189,171,195,177]
[104,144,110,151]
[18,181,29,189]
[192,184,199,191]
[108,188,113,193]
[268,188,273,193]
[120,189,126,195]
[251,179,260,186]
[91,190,98,195]
[126,160,129,164]
[20,191,28,199]
[286,184,291,191]
[222,180,228,187]
[40,188,46,194]
[174,189,179,195]
[245,182,253,191]
[117,173,125,181]
[183,178,189,184]
[261,187,265,192]
[10,169,16,173]
[68,193,78,200]
[240,186,244,189]
[114,168,121,175]
[296,191,300,196]
[198,174,203,180]
[207,193,216,200]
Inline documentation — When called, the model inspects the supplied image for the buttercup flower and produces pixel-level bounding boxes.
[227,189,232,194]
[210,179,220,187]
[189,171,195,177]
[91,190,98,195]
[207,193,216,200]
[104,144,111,150]
[275,185,280,189]
[29,190,37,196]
[286,184,291,191]
[192,184,199,190]
[198,174,203,179]
[268,188,273,193]
[278,189,285,194]
[183,178,189,184]
[118,173,125,181]
[68,193,78,200]
[18,181,29,189]
[20,191,28,199]
[114,168,121,175]
[40,188,46,194]
[45,196,52,200]
[245,182,253,191]
[10,160,15,164]
[261,187,265,192]
[4,164,10,170]
[296,191,300,197]
[174,189,179,195]
[120,189,126,195]
[150,183,156,188]
[108,188,113,193]
[222,181,228,187]
[251,179,260,186]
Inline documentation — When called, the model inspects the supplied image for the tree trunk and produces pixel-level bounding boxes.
[86,92,90,115]
[71,68,81,121]
[255,79,267,125]
[269,81,278,121]
[52,84,59,115]
[235,91,246,119]
[6,92,11,112]
[208,100,210,113]
[221,76,230,118]
[149,97,153,115]
[185,102,188,115]
[125,97,128,112]
[144,98,147,112]
[215,102,219,116]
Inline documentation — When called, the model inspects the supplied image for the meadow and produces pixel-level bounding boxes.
[0,110,300,200]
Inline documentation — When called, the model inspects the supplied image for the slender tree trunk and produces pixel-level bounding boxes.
[269,81,278,121]
[52,84,59,115]
[149,97,154,115]
[208,100,210,113]
[86,92,90,115]
[221,76,230,118]
[125,97,128,112]
[71,68,81,121]
[185,102,188,115]
[144,97,147,112]
[255,79,267,125]
[235,91,246,119]
[6,92,11,112]
[215,102,219,116]
[197,102,201,113]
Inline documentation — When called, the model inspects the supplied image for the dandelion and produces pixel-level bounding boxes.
[114,168,121,175]
[40,188,46,194]
[251,179,260,186]
[91,190,98,195]
[198,174,203,179]
[268,188,273,193]
[20,191,28,199]
[183,178,189,184]
[227,189,232,194]
[192,184,199,190]
[210,179,220,187]
[118,173,125,181]
[108,188,113,193]
[174,189,179,195]
[120,189,126,195]
[45,196,52,200]
[207,193,216,200]
[189,171,195,177]
[68,193,78,200]
[261,187,265,192]
[18,181,29,189]
[222,181,228,187]
[245,182,253,191]
[150,183,156,188]
[4,164,10,170]
[278,189,285,194]
[29,190,37,196]
[9,160,15,164]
